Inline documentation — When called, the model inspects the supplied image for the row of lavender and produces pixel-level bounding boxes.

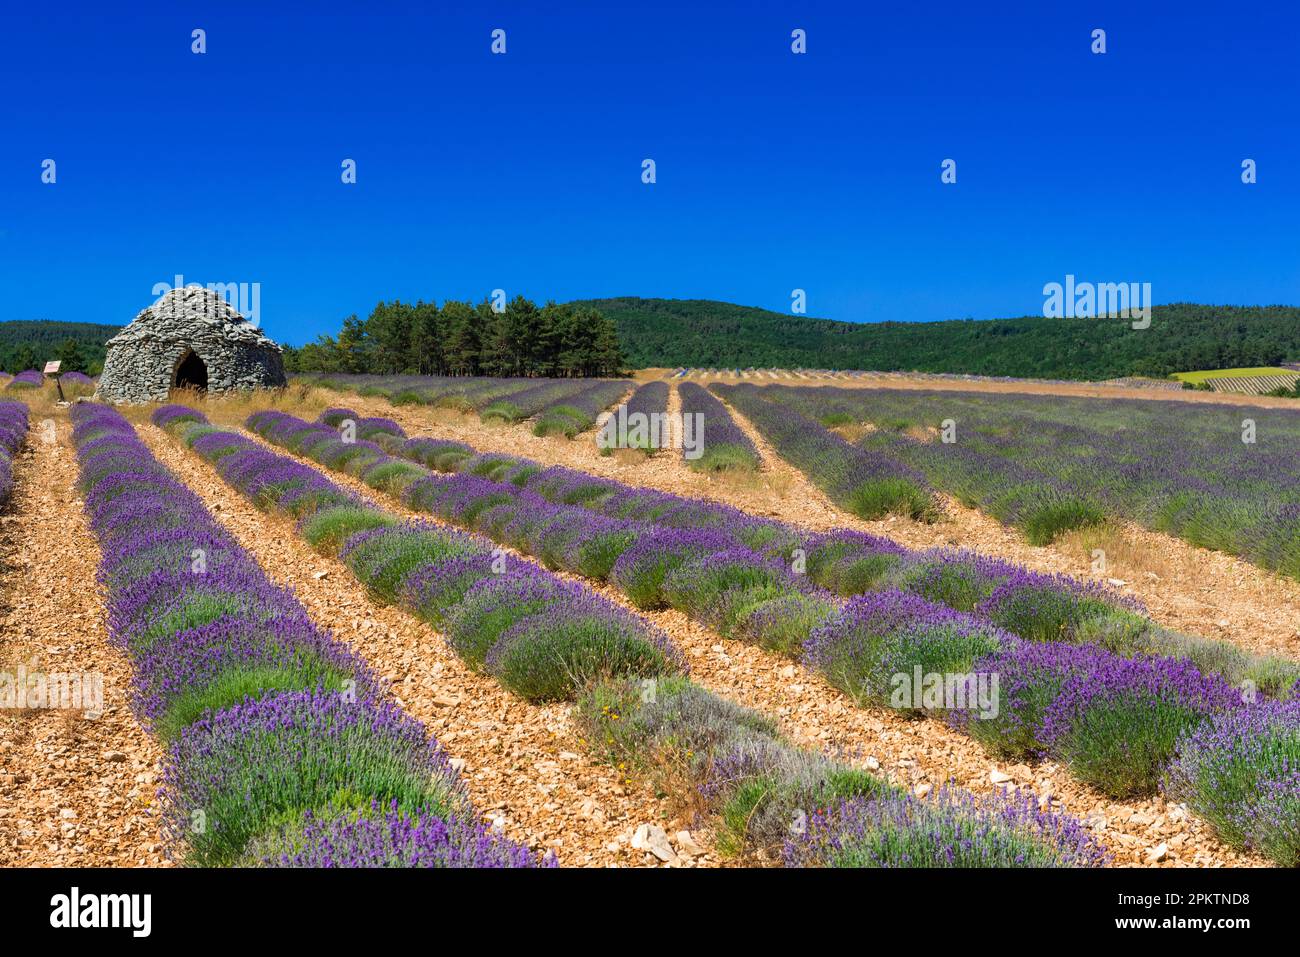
[479,378,628,435]
[305,372,629,437]
[2,370,95,393]
[249,407,1300,863]
[528,380,631,438]
[711,382,937,520]
[3,371,44,391]
[676,381,761,471]
[153,404,684,705]
[733,382,1300,572]
[577,675,1108,866]
[0,401,28,506]
[309,404,1296,700]
[160,405,1108,867]
[73,404,542,867]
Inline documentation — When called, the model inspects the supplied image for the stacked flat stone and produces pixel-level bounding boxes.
[95,286,287,403]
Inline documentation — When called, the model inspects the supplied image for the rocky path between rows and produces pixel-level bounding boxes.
[0,415,166,867]
[220,411,1265,868]
[139,424,699,868]
[319,389,1300,662]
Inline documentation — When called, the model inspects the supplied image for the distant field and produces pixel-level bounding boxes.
[1172,367,1300,395]
[713,381,1300,578]
[1172,367,1294,383]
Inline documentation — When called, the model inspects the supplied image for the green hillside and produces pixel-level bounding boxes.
[0,320,120,375]
[10,300,1300,382]
[574,298,1300,380]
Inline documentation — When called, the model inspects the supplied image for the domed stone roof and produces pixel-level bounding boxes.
[95,286,287,403]
[106,286,281,350]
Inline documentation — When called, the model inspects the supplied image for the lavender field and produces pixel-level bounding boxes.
[300,372,627,433]
[717,383,1300,578]
[4,378,1299,875]
[212,399,1300,865]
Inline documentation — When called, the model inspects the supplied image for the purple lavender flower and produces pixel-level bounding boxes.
[609,526,738,608]
[0,401,29,506]
[803,529,910,595]
[678,381,761,471]
[245,799,550,868]
[401,437,474,470]
[152,404,210,430]
[1040,653,1242,797]
[951,640,1114,758]
[976,569,1143,643]
[4,369,44,390]
[783,785,1108,868]
[161,690,468,865]
[485,599,685,702]
[1165,698,1300,866]
[803,590,1010,710]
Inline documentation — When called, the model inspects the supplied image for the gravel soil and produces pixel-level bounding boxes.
[0,414,167,867]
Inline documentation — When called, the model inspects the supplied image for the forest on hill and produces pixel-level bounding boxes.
[8,300,1300,382]
[0,320,118,374]
[576,298,1300,380]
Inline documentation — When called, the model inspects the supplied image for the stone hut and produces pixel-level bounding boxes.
[95,287,287,403]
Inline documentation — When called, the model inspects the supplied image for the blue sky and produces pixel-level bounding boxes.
[2,1,1297,345]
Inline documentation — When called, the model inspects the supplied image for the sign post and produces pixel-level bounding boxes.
[43,360,64,402]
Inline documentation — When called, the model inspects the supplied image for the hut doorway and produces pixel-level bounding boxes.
[174,350,208,391]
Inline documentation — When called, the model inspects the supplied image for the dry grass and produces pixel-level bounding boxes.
[1054,521,1184,584]
[712,466,794,501]
[829,422,876,443]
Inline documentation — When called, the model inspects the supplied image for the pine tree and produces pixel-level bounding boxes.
[441,300,480,375]
[56,338,88,373]
[13,344,37,373]
[336,315,370,373]
[366,301,415,373]
[477,299,512,376]
[409,301,443,374]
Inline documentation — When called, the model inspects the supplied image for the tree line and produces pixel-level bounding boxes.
[0,321,111,374]
[2,338,94,375]
[582,298,1300,380]
[284,296,625,377]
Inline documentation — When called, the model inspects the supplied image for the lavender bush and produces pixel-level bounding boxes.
[600,380,669,452]
[4,370,44,391]
[804,590,1009,710]
[677,381,761,471]
[577,676,892,857]
[976,571,1142,644]
[713,382,934,519]
[0,401,28,507]
[1165,698,1300,866]
[783,786,1108,868]
[1040,654,1242,797]
[245,799,554,868]
[485,600,686,702]
[533,379,629,437]
[481,380,595,424]
[161,690,469,866]
[952,641,1115,758]
[609,527,738,608]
